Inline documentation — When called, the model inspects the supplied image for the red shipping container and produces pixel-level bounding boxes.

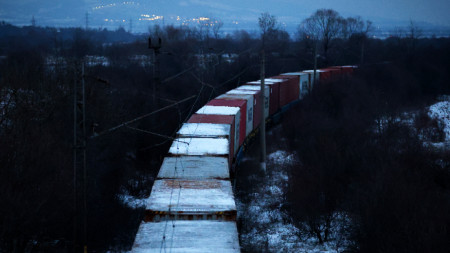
[247,79,281,115]
[321,68,341,81]
[340,66,355,75]
[271,75,300,107]
[317,69,332,82]
[225,89,262,130]
[187,115,237,159]
[206,99,246,146]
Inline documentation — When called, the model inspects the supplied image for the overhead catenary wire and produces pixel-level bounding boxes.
[89,95,196,139]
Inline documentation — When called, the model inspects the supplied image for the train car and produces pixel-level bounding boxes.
[225,89,262,129]
[176,123,236,161]
[168,137,229,165]
[132,220,240,252]
[236,85,270,119]
[247,79,282,115]
[270,75,300,107]
[302,70,322,87]
[203,100,244,146]
[217,94,254,137]
[157,156,229,180]
[281,72,310,98]
[144,178,237,221]
[340,65,357,75]
[320,67,341,81]
[131,65,356,253]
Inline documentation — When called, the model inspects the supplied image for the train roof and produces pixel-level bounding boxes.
[282,72,309,76]
[145,179,236,213]
[196,105,240,115]
[157,156,229,180]
[177,123,230,138]
[169,137,229,156]
[226,89,259,95]
[131,220,240,253]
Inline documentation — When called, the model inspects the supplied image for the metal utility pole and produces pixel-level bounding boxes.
[260,49,266,173]
[129,18,133,33]
[31,15,36,27]
[149,37,162,108]
[313,41,318,91]
[85,12,89,30]
[73,63,86,253]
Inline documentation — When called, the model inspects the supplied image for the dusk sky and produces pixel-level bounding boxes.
[1,0,449,33]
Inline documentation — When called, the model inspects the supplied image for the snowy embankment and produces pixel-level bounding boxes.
[428,101,450,142]
[238,150,351,252]
[118,192,146,209]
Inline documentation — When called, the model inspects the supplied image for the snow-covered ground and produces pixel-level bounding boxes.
[118,190,146,209]
[237,150,352,252]
[428,101,450,142]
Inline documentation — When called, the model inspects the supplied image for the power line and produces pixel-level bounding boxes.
[90,95,196,139]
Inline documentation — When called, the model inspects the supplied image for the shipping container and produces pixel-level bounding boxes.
[144,179,237,221]
[158,156,229,180]
[281,72,310,98]
[169,137,230,164]
[321,68,341,81]
[203,100,244,146]
[131,220,240,252]
[340,65,357,75]
[176,123,235,160]
[225,89,262,129]
[303,70,322,87]
[247,79,282,115]
[236,85,270,119]
[217,94,254,137]
[270,75,300,107]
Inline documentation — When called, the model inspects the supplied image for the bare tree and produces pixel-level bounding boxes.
[212,18,223,39]
[342,16,372,64]
[407,20,422,58]
[300,9,343,65]
[258,12,277,48]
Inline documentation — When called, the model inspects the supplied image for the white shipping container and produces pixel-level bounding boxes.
[236,85,270,118]
[145,179,236,217]
[282,72,310,97]
[177,123,231,138]
[218,93,254,137]
[169,137,229,157]
[194,106,240,154]
[157,156,229,180]
[131,220,241,253]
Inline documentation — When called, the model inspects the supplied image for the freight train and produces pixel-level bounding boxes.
[131,66,357,252]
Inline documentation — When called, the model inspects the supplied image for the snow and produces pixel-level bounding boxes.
[428,101,450,142]
[169,138,229,156]
[118,194,146,209]
[177,123,230,138]
[264,78,286,82]
[282,72,309,76]
[237,85,265,90]
[131,220,240,253]
[238,150,352,252]
[158,156,230,180]
[145,179,236,213]
[226,89,258,95]
[248,80,277,84]
[196,105,240,115]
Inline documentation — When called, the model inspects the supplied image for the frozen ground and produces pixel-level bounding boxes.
[428,101,450,142]
[237,149,352,252]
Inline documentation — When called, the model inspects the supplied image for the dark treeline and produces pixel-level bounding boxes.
[283,63,450,251]
[0,9,450,252]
